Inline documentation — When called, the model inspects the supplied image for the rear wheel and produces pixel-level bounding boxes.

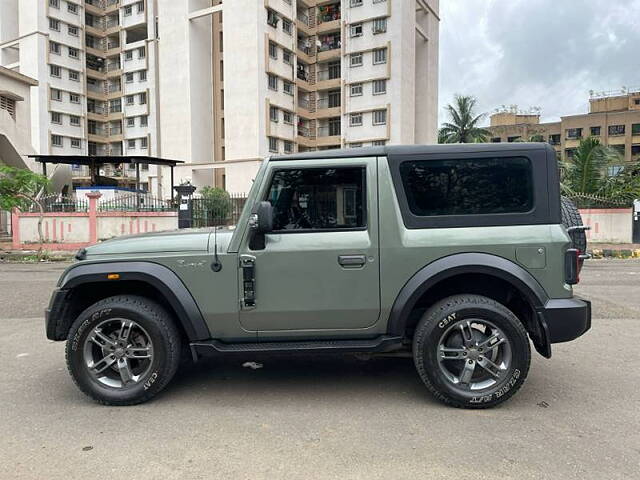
[66,295,181,406]
[413,294,531,408]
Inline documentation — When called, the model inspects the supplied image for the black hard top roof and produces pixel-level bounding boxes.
[270,143,550,161]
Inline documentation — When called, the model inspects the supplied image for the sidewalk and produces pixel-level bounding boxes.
[589,243,640,259]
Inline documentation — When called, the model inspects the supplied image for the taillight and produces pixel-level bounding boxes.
[565,248,580,285]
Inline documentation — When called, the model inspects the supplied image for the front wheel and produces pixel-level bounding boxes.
[65,295,182,406]
[413,294,531,408]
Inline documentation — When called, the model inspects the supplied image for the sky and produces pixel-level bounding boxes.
[437,0,640,126]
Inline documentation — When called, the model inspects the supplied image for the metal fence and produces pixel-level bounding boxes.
[30,194,88,213]
[192,193,248,228]
[98,194,176,212]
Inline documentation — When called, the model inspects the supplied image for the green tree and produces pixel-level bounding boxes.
[0,166,49,247]
[561,136,640,207]
[200,186,231,224]
[438,95,491,144]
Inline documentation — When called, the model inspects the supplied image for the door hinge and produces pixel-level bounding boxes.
[240,254,256,310]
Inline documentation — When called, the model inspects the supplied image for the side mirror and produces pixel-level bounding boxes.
[250,201,273,234]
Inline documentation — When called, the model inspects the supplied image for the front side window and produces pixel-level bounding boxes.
[266,167,366,231]
[399,157,533,217]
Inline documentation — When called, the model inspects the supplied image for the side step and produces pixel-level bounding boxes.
[190,335,403,359]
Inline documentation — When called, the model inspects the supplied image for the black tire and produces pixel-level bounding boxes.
[65,295,181,406]
[561,196,587,254]
[413,294,531,409]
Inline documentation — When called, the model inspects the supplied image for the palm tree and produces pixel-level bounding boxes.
[438,95,491,143]
[561,136,640,207]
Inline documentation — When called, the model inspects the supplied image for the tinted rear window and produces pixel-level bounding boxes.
[399,157,533,217]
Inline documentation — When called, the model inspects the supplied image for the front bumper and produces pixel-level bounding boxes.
[539,296,591,344]
[45,288,70,341]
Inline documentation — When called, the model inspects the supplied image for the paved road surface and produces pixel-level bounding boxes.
[0,260,638,479]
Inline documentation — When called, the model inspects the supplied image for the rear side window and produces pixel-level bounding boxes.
[265,167,366,231]
[399,157,533,217]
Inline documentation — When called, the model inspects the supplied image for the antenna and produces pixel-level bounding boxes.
[211,225,222,272]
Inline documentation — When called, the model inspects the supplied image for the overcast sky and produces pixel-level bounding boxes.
[438,0,640,126]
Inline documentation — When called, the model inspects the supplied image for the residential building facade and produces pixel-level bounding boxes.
[488,89,640,165]
[158,0,440,194]
[0,0,161,193]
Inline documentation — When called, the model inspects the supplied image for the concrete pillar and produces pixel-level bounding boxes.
[86,192,102,244]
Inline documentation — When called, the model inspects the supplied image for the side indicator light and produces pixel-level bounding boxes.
[107,273,120,280]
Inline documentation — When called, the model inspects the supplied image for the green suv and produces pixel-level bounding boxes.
[46,144,591,408]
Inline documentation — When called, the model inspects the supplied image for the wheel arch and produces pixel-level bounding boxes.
[49,261,210,342]
[387,253,550,354]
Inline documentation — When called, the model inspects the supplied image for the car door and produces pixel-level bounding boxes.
[238,157,380,339]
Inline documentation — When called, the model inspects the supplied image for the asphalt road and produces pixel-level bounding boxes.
[0,260,638,479]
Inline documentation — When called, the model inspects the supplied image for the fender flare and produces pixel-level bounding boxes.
[59,261,210,341]
[386,253,549,337]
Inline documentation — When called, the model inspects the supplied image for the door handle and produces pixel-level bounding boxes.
[338,255,366,267]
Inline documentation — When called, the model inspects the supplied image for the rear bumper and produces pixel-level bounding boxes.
[539,296,591,344]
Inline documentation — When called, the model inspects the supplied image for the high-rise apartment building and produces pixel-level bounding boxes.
[0,0,160,193]
[488,88,640,166]
[158,0,440,194]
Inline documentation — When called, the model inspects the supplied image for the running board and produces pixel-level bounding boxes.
[190,336,403,360]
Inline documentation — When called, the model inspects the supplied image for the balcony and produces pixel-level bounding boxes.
[318,124,341,137]
[317,34,341,53]
[317,3,341,24]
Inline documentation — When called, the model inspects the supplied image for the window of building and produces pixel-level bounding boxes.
[125,50,133,61]
[373,18,387,34]
[137,1,145,13]
[282,18,292,35]
[137,70,146,82]
[139,92,147,104]
[350,0,363,7]
[283,110,293,124]
[283,49,292,65]
[507,135,521,143]
[372,140,386,146]
[267,9,279,28]
[124,5,132,15]
[565,128,582,139]
[49,0,59,9]
[400,157,533,217]
[270,106,279,122]
[548,134,560,145]
[140,115,148,127]
[49,18,60,31]
[51,88,62,101]
[635,99,640,106]
[50,65,61,78]
[67,2,78,14]
[632,123,640,135]
[350,53,363,67]
[373,47,387,65]
[608,124,625,136]
[373,0,387,4]
[68,47,79,59]
[284,140,293,153]
[0,95,16,119]
[373,109,387,125]
[128,139,136,149]
[140,137,148,149]
[590,126,601,136]
[268,74,278,91]
[50,41,61,55]
[268,136,278,152]
[126,95,135,105]
[68,70,80,81]
[632,145,640,157]
[125,72,134,83]
[350,23,363,37]
[350,112,363,126]
[70,137,81,148]
[51,112,62,124]
[69,93,80,104]
[350,143,363,148]
[372,79,386,95]
[269,41,278,59]
[138,47,146,58]
[127,117,135,127]
[70,115,81,126]
[491,137,502,143]
[68,25,79,36]
[283,81,294,95]
[51,134,63,147]
[266,167,366,231]
[350,83,363,96]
